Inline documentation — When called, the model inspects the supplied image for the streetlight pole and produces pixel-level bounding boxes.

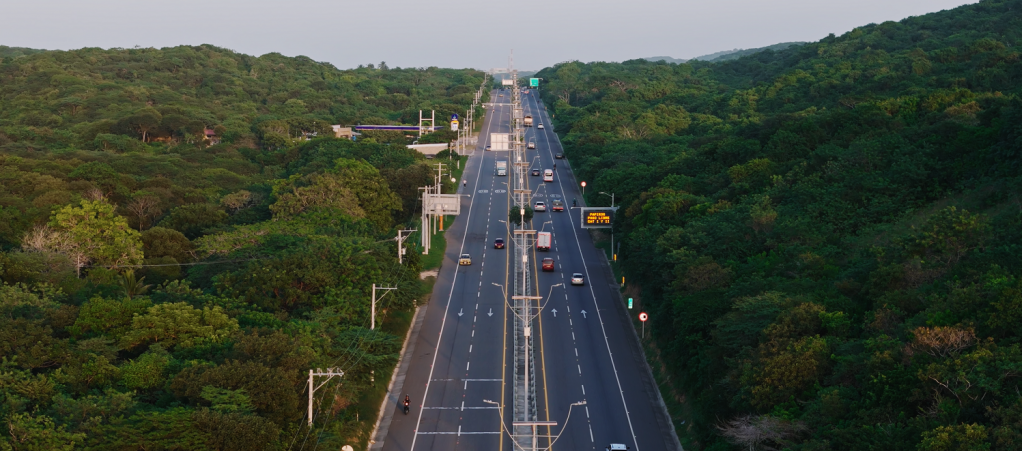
[599,192,616,260]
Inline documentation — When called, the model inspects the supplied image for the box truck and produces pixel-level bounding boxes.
[537,232,551,251]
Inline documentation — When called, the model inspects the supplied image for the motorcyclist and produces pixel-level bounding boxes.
[553,163,556,170]
[573,198,577,207]
[404,395,410,406]
[463,179,467,187]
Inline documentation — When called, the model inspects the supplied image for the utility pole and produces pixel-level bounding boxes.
[396,229,416,264]
[307,367,344,425]
[371,283,397,331]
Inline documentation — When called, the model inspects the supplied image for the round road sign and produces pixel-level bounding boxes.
[581,181,587,187]
[639,312,648,322]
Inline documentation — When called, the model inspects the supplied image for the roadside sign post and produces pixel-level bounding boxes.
[639,312,648,338]
[581,181,586,196]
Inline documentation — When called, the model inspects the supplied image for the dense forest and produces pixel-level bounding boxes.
[0,44,484,449]
[537,0,1022,449]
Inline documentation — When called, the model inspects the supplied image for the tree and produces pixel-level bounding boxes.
[116,107,162,142]
[332,158,402,229]
[509,206,534,225]
[42,200,144,276]
[917,424,990,451]
[157,203,228,239]
[220,190,256,213]
[121,302,239,350]
[141,226,194,262]
[118,269,152,299]
[2,413,86,451]
[125,195,163,231]
[269,173,364,220]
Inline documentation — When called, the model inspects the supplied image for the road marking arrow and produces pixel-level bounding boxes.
[487,308,493,317]
[551,309,558,317]
[581,310,587,318]
[458,309,464,317]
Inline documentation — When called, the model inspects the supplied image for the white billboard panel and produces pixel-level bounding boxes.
[489,133,510,151]
[501,79,514,87]
[426,194,462,215]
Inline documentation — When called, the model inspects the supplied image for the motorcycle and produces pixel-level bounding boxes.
[403,396,410,415]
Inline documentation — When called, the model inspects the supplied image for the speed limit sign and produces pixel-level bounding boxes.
[639,312,648,322]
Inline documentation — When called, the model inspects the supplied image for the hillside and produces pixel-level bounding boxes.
[0,45,46,59]
[0,45,483,448]
[643,56,689,64]
[698,41,806,62]
[643,42,807,66]
[538,0,1022,449]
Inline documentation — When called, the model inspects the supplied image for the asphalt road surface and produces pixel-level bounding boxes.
[380,89,677,451]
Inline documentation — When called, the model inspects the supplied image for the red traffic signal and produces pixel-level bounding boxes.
[639,312,648,322]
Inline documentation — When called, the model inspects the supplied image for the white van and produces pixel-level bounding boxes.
[543,169,553,182]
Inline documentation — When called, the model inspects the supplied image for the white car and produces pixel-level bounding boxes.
[528,141,535,149]
[534,201,546,212]
[537,124,544,129]
[571,273,584,285]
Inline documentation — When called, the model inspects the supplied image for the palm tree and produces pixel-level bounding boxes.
[119,269,152,299]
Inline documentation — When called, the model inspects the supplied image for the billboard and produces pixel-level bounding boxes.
[489,133,510,151]
[580,208,616,229]
[530,78,539,87]
[501,79,514,87]
[450,119,459,131]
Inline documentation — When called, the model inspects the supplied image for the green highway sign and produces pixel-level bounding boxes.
[530,78,539,87]
[628,298,633,309]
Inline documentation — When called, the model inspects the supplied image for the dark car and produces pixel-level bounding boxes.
[542,258,555,272]
[494,238,504,249]
[532,168,540,176]
[552,200,564,211]
[555,153,564,159]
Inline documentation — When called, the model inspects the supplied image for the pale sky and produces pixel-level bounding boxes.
[2,0,977,71]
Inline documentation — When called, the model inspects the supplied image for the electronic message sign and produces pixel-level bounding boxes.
[581,208,615,229]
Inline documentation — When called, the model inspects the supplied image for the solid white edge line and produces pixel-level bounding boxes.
[409,94,494,450]
[535,93,641,451]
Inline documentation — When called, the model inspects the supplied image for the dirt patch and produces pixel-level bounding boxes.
[419,269,439,280]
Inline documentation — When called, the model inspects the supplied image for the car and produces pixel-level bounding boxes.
[571,273,585,285]
[486,145,491,151]
[552,200,564,211]
[555,153,564,159]
[527,141,535,149]
[607,445,630,451]
[532,168,541,176]
[537,124,544,129]
[499,94,504,97]
[494,238,504,249]
[459,254,472,265]
[542,258,555,272]
[534,201,546,212]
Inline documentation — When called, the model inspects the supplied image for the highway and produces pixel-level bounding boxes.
[377,88,677,451]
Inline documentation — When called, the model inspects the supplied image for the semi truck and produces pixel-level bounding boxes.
[496,160,508,176]
[524,115,533,127]
[537,232,551,251]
